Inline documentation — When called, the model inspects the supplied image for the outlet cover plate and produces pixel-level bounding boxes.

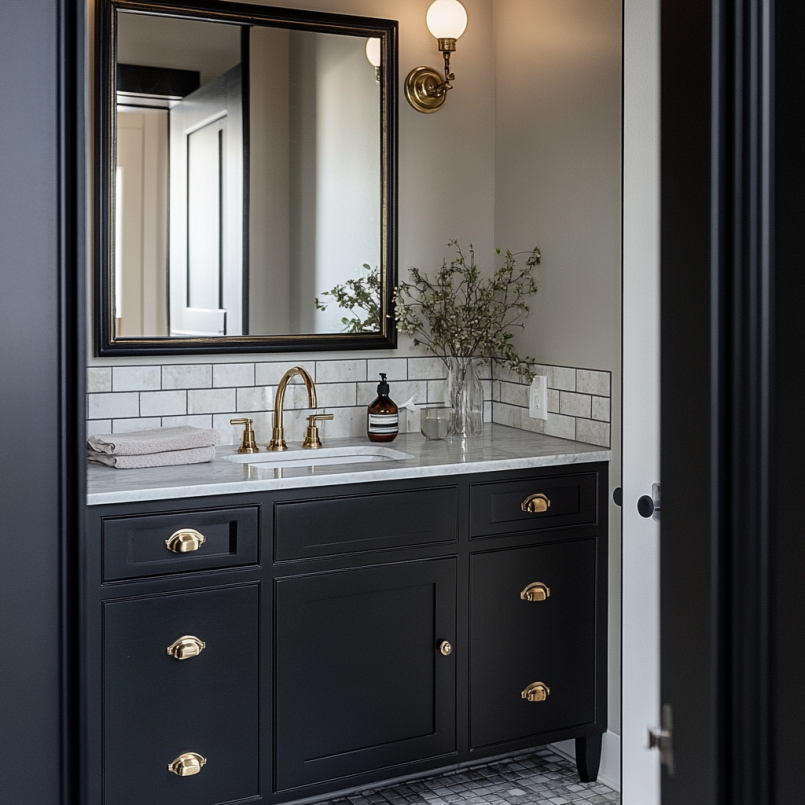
[529,375,549,420]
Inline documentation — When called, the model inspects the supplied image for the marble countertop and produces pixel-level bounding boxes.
[87,424,611,506]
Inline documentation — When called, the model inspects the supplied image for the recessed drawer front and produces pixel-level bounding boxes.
[102,506,259,581]
[103,585,259,805]
[274,486,458,561]
[469,473,597,538]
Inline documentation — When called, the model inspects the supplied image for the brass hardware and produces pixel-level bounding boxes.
[405,66,450,113]
[165,529,206,553]
[521,493,551,513]
[439,640,453,656]
[302,413,334,449]
[167,635,206,660]
[267,367,318,451]
[522,681,550,702]
[520,582,550,602]
[168,752,207,777]
[230,418,258,453]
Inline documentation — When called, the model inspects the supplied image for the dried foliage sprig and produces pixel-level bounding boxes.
[315,264,382,334]
[395,241,541,381]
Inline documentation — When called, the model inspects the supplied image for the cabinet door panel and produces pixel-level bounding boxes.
[470,541,596,748]
[275,559,456,791]
[103,585,259,805]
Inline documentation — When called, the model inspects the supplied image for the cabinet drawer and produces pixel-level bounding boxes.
[103,584,259,805]
[274,486,457,561]
[102,506,259,581]
[470,541,597,748]
[469,473,597,538]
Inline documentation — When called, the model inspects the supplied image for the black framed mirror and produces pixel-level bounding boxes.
[97,0,397,355]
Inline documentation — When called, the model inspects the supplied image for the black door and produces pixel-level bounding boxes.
[275,559,456,791]
[470,541,597,749]
[103,584,259,805]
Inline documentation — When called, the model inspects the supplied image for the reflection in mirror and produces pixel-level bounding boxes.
[108,5,392,350]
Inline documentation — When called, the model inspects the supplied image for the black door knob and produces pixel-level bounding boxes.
[637,495,655,518]
[613,487,622,507]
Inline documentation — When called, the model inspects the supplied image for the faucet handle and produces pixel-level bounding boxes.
[302,413,334,450]
[230,418,259,454]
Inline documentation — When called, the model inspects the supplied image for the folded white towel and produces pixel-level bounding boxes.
[87,445,217,469]
[87,426,220,456]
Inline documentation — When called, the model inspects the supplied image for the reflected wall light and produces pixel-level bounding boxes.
[405,0,468,113]
[365,37,381,81]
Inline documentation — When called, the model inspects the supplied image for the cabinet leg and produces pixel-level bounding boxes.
[575,733,603,783]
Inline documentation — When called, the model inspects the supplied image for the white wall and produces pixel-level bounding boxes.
[493,0,623,734]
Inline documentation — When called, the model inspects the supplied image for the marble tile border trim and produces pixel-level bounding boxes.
[87,358,611,448]
[491,363,612,448]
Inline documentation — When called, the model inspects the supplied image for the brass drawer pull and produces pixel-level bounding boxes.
[521,493,551,513]
[439,640,453,656]
[522,681,550,702]
[167,635,206,660]
[165,529,206,553]
[168,752,207,777]
[520,582,550,602]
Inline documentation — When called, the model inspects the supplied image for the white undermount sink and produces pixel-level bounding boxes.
[222,445,413,471]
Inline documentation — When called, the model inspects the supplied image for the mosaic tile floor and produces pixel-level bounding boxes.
[322,747,620,805]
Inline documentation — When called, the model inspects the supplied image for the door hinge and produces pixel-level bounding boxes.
[648,703,675,776]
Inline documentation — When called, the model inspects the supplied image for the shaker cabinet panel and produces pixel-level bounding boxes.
[470,541,597,748]
[103,584,259,805]
[275,559,457,791]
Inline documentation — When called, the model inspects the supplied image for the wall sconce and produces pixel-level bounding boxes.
[365,37,381,82]
[405,0,468,113]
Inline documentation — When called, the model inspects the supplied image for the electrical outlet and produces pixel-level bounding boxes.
[529,375,549,420]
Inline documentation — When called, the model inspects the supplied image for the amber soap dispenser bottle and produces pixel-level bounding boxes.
[367,373,399,442]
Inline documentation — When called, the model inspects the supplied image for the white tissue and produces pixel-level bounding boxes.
[399,395,417,412]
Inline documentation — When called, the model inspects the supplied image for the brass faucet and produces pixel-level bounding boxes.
[267,367,331,451]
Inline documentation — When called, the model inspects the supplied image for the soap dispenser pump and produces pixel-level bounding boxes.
[367,373,399,442]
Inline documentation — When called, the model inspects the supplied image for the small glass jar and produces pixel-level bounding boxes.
[420,406,452,440]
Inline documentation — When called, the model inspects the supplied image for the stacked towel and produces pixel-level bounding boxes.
[87,426,221,469]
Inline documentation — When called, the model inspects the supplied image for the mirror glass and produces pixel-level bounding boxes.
[100,3,396,353]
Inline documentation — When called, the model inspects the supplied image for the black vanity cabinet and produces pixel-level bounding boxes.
[84,462,607,805]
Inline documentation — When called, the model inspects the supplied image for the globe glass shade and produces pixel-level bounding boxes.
[425,0,468,41]
[365,37,381,68]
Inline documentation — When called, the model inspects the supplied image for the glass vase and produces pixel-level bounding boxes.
[447,357,484,437]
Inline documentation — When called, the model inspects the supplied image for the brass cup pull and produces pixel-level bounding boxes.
[522,681,550,702]
[167,635,206,660]
[521,493,551,513]
[165,529,206,554]
[439,640,453,656]
[520,582,550,602]
[168,752,207,777]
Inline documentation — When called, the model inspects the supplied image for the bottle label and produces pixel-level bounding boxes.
[368,413,399,434]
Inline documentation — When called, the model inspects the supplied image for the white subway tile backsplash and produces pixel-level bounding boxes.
[161,415,214,429]
[518,413,546,434]
[548,366,576,391]
[494,403,524,430]
[213,363,254,388]
[544,412,576,440]
[112,365,160,392]
[317,383,357,408]
[501,381,529,408]
[237,386,274,413]
[87,367,112,393]
[356,379,427,407]
[86,419,112,436]
[427,379,448,404]
[547,388,560,413]
[592,396,611,422]
[407,357,446,380]
[255,361,316,386]
[577,369,610,396]
[316,359,366,383]
[162,364,212,390]
[576,418,611,447]
[212,413,246,445]
[188,388,235,415]
[88,392,139,420]
[140,390,187,417]
[559,391,592,419]
[111,417,162,433]
[367,358,407,381]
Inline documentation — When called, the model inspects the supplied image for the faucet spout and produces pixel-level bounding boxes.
[267,366,318,451]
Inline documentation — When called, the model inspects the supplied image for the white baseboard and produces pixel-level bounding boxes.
[550,730,621,792]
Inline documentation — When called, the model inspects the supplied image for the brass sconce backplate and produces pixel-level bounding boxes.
[405,66,448,113]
